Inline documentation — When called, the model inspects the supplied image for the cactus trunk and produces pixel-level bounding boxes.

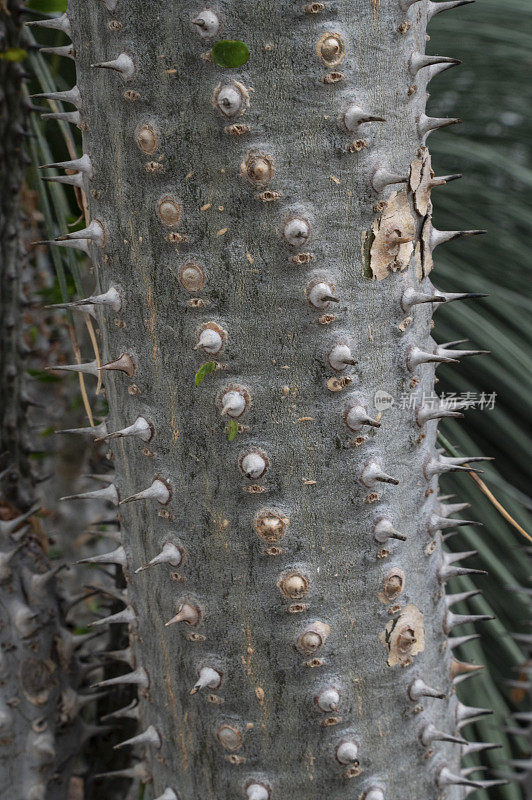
[57,1,491,797]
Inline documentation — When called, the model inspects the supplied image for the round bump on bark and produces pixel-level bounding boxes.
[277,570,309,599]
[254,510,289,542]
[219,386,250,418]
[283,216,311,247]
[297,621,331,654]
[316,686,341,712]
[335,739,359,765]
[241,151,275,184]
[216,723,242,751]
[363,789,385,800]
[245,782,270,800]
[157,195,182,227]
[239,450,269,480]
[381,568,405,600]
[180,262,205,292]
[136,123,158,154]
[213,82,247,118]
[328,343,357,371]
[306,279,338,309]
[192,9,220,37]
[194,322,227,355]
[317,32,345,67]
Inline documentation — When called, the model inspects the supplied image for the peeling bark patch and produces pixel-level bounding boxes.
[380,605,425,666]
[361,229,373,279]
[327,376,353,392]
[347,139,367,153]
[409,147,441,217]
[369,191,415,280]
[419,215,434,277]
[317,314,337,325]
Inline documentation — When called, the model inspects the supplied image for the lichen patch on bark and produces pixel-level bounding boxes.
[368,191,415,280]
[380,605,425,666]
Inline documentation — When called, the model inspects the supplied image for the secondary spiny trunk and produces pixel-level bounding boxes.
[1,5,85,799]
[46,1,493,798]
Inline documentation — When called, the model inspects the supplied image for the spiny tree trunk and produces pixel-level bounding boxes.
[1,0,35,510]
[45,0,496,798]
[0,5,92,798]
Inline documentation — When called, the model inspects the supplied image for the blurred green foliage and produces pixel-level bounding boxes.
[429,2,532,797]
[28,0,68,11]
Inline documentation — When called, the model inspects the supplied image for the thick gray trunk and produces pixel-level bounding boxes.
[61,1,488,797]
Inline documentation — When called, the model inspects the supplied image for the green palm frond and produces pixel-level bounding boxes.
[429,1,532,797]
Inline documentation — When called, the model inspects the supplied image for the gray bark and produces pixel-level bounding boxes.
[62,1,489,798]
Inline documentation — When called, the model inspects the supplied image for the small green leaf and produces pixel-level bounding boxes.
[73,625,91,636]
[27,368,61,384]
[211,40,250,69]
[40,425,56,438]
[28,326,39,346]
[195,361,217,387]
[227,419,238,442]
[37,275,75,305]
[0,48,28,63]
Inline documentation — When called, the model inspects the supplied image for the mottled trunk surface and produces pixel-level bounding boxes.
[65,1,485,798]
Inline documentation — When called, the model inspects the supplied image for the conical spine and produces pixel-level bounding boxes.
[76,545,127,567]
[99,415,154,443]
[39,43,75,60]
[427,0,475,20]
[113,725,161,750]
[60,482,119,505]
[26,13,72,37]
[93,666,149,690]
[39,152,92,175]
[31,85,82,108]
[91,53,135,79]
[56,220,105,246]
